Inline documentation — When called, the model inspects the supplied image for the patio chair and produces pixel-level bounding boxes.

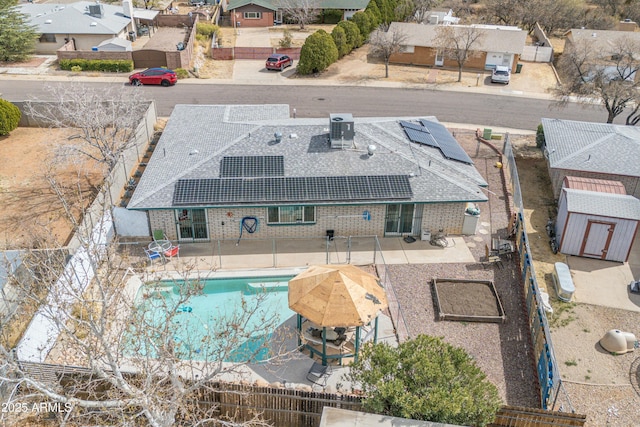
[164,244,180,258]
[306,361,331,386]
[482,244,503,269]
[145,248,162,265]
[153,229,167,242]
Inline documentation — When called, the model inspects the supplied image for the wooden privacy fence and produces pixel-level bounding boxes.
[15,362,585,426]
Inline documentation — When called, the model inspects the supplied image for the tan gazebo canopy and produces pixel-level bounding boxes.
[288,265,388,328]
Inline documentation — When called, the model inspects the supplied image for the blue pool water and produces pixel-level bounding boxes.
[129,275,295,362]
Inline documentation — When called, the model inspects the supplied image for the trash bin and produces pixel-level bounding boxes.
[516,63,523,73]
[483,128,492,140]
[236,21,241,27]
[128,31,136,42]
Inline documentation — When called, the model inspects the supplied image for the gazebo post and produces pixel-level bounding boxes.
[296,314,302,347]
[322,327,327,366]
[354,326,361,363]
[374,316,379,344]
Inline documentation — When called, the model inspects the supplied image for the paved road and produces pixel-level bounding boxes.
[0,80,611,130]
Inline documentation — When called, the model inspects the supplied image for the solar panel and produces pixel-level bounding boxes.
[420,119,473,164]
[172,175,413,205]
[403,127,439,148]
[399,120,424,131]
[220,156,284,178]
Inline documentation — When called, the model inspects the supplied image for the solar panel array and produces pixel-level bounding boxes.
[173,175,413,205]
[399,120,473,164]
[220,156,284,178]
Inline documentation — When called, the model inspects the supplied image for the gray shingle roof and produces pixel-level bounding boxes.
[389,22,526,55]
[128,105,488,210]
[18,2,134,35]
[566,29,640,55]
[228,0,369,10]
[564,188,640,220]
[541,118,640,178]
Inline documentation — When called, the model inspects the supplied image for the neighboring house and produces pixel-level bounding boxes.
[389,22,526,71]
[18,1,159,53]
[541,118,640,199]
[564,28,640,82]
[227,0,369,27]
[126,105,488,243]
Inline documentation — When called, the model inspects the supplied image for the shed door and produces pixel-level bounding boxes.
[580,221,614,259]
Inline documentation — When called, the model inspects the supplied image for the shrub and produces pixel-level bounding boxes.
[297,30,338,75]
[175,68,189,79]
[70,65,82,72]
[0,99,21,136]
[59,59,133,73]
[331,26,349,58]
[351,11,373,40]
[337,20,362,49]
[197,22,220,39]
[536,124,545,148]
[279,29,293,48]
[322,9,343,24]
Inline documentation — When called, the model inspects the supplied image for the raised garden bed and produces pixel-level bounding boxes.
[432,277,506,323]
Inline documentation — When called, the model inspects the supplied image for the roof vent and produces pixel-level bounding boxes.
[90,21,97,26]
[367,144,377,156]
[45,19,52,24]
[274,132,282,143]
[592,32,597,37]
[329,113,354,149]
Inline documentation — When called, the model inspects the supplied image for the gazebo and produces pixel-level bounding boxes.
[288,265,389,366]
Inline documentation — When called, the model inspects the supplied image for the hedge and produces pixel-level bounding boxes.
[59,59,134,73]
[0,99,21,136]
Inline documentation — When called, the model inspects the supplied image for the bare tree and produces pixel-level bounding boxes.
[369,24,408,78]
[274,0,320,30]
[434,25,484,82]
[394,0,443,23]
[555,36,640,123]
[0,88,298,426]
[25,84,149,173]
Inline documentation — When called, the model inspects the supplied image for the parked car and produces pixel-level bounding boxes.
[265,54,293,71]
[491,65,511,84]
[129,68,177,87]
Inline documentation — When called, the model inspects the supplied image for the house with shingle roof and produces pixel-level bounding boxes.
[388,22,526,72]
[227,0,369,27]
[541,118,640,199]
[18,1,159,53]
[126,104,488,243]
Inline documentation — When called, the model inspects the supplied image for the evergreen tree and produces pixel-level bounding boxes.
[351,11,373,40]
[337,20,363,50]
[346,335,502,427]
[296,30,338,75]
[331,26,349,58]
[0,0,38,62]
[0,99,21,136]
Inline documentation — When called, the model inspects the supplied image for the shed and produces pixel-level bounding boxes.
[562,176,627,195]
[556,188,640,262]
[96,37,132,52]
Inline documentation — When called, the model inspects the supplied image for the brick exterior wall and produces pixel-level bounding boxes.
[390,47,520,71]
[148,202,470,241]
[232,5,274,27]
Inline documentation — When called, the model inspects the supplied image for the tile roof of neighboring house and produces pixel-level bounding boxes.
[562,176,627,195]
[18,2,135,35]
[228,0,278,11]
[565,29,640,54]
[541,118,640,178]
[389,22,527,55]
[128,104,488,210]
[563,188,640,220]
[228,0,369,10]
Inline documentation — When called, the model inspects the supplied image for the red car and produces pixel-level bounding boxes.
[265,54,293,71]
[129,68,178,86]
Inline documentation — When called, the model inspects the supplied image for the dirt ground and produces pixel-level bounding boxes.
[0,128,104,249]
[434,280,503,318]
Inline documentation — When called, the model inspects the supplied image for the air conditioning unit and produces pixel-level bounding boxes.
[329,113,354,149]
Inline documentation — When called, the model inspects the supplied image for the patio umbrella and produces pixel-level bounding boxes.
[288,265,388,327]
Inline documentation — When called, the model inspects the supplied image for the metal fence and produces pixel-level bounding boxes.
[502,136,572,411]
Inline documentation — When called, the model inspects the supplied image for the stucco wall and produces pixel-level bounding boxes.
[147,202,470,241]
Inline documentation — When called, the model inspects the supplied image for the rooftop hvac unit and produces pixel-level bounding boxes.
[329,113,354,149]
[428,14,439,25]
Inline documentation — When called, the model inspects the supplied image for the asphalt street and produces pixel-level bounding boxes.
[0,80,611,131]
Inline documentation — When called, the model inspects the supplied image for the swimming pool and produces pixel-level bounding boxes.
[128,275,295,362]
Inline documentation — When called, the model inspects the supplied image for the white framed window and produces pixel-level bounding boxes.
[267,206,316,224]
[244,11,262,19]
